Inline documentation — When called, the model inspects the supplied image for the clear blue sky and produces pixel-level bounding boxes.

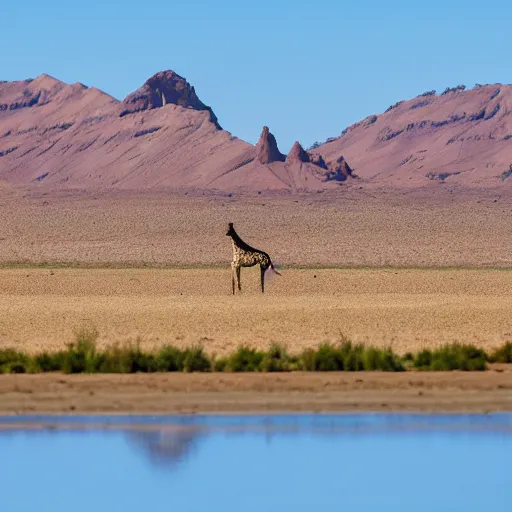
[3,0,511,152]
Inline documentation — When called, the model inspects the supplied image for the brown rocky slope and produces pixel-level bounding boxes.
[0,71,349,192]
[312,84,512,188]
[2,73,512,192]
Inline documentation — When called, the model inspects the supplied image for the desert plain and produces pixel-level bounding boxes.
[0,186,511,414]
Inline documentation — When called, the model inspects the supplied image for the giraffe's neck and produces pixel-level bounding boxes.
[231,238,240,252]
[230,232,250,252]
[229,230,265,260]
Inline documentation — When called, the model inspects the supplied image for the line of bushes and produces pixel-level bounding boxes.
[0,329,511,374]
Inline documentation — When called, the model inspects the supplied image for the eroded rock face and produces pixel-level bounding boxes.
[123,70,205,110]
[286,141,310,164]
[325,155,354,181]
[309,153,328,170]
[255,126,286,164]
[121,70,220,127]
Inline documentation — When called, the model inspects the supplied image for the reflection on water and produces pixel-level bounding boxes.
[0,413,510,512]
[126,428,202,469]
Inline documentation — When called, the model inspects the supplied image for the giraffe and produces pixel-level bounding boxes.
[226,222,281,294]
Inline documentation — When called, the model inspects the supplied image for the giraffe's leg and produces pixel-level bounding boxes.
[231,263,236,295]
[260,265,266,293]
[236,266,241,291]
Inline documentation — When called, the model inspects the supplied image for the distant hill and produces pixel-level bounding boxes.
[0,71,350,192]
[311,84,512,187]
[1,72,511,192]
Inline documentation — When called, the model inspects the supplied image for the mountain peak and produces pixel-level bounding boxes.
[32,73,65,89]
[255,126,286,164]
[286,141,310,164]
[122,69,220,127]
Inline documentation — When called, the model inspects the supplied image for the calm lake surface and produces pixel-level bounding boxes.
[1,413,510,512]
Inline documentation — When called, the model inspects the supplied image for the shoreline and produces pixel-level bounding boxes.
[1,371,511,415]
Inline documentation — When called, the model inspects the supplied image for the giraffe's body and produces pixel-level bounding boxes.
[226,222,281,294]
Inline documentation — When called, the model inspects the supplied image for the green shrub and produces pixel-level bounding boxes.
[213,356,229,372]
[2,361,28,374]
[298,342,404,372]
[223,346,265,372]
[300,343,343,371]
[363,347,405,372]
[153,345,210,372]
[413,344,487,371]
[298,348,318,371]
[60,328,101,373]
[339,342,365,371]
[100,340,157,373]
[488,342,512,363]
[155,345,185,371]
[414,349,432,368]
[402,352,414,362]
[0,348,32,374]
[33,351,66,372]
[2,333,510,374]
[260,343,294,372]
[182,346,211,372]
[298,341,358,372]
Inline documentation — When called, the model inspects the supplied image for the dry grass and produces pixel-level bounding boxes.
[1,267,512,355]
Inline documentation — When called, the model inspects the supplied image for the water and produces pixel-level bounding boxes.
[1,413,510,512]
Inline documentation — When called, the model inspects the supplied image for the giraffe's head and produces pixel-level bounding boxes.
[226,222,236,237]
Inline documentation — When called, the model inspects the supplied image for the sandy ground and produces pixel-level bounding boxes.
[0,370,511,415]
[1,267,512,354]
[2,188,512,414]
[1,187,512,268]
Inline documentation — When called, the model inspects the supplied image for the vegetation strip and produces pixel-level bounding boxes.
[1,329,511,374]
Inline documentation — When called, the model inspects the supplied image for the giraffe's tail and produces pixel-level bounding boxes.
[269,261,282,276]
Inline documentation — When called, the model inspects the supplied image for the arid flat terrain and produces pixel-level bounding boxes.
[1,266,512,355]
[1,187,512,268]
[1,189,512,355]
[2,189,512,413]
[0,371,511,415]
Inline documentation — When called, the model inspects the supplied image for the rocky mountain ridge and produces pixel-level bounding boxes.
[1,71,511,192]
[312,83,512,187]
[0,70,353,191]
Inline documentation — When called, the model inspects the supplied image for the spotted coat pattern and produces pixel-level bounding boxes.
[226,222,281,294]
